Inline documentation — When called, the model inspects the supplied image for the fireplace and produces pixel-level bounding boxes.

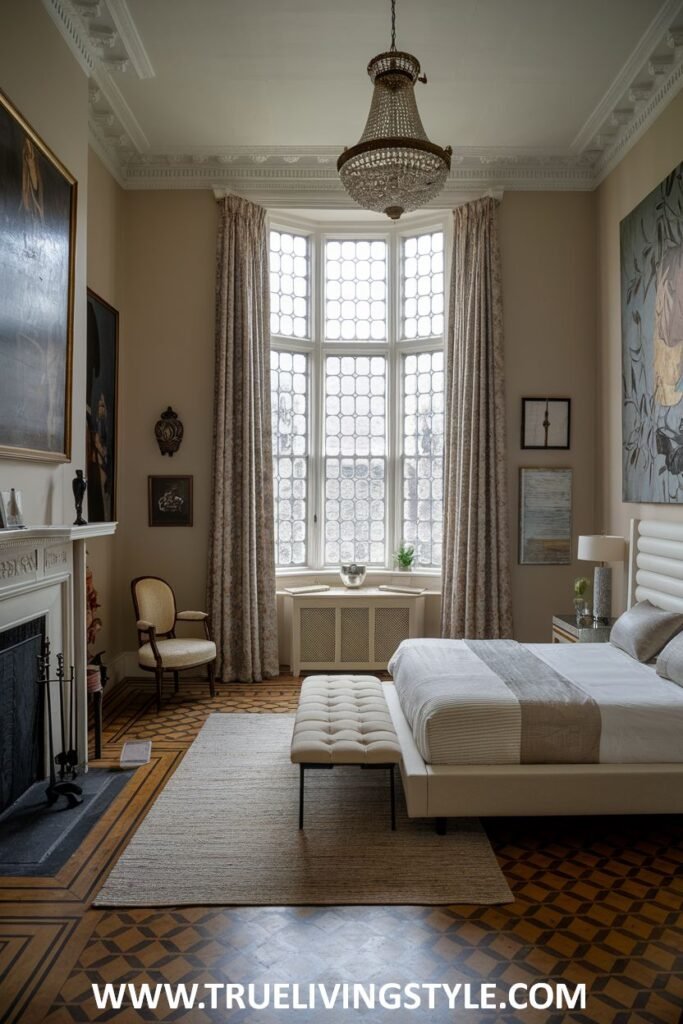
[0,617,46,814]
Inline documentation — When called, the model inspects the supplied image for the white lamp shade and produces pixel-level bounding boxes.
[577,535,626,563]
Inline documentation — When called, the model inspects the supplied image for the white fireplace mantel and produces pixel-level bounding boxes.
[0,522,117,771]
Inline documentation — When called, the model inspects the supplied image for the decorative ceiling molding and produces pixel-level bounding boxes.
[43,0,683,197]
[121,147,596,201]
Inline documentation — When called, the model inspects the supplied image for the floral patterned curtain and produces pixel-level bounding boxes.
[208,195,279,681]
[441,197,513,639]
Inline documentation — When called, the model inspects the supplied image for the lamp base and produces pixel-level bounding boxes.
[593,565,612,625]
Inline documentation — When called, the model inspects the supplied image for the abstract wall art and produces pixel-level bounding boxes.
[621,161,683,502]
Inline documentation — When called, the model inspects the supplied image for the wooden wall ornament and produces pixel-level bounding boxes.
[154,407,183,456]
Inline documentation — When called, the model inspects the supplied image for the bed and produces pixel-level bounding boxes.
[385,518,683,819]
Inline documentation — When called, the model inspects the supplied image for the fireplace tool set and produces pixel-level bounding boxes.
[36,638,83,808]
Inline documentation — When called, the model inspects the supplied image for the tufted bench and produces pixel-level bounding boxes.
[290,674,402,830]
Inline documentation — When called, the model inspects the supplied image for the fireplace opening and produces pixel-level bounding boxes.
[0,617,46,815]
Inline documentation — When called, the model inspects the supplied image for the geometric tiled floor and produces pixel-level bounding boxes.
[1,677,682,1023]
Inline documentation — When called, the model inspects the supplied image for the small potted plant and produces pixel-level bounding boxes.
[394,542,415,572]
[574,576,591,626]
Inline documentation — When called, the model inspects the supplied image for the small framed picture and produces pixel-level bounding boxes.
[519,467,572,565]
[521,398,571,449]
[0,488,25,528]
[148,476,193,527]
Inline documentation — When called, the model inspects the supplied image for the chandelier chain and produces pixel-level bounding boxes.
[390,0,396,51]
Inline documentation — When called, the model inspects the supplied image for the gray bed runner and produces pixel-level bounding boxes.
[465,640,602,763]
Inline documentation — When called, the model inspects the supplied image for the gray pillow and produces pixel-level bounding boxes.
[609,600,683,662]
[656,632,683,687]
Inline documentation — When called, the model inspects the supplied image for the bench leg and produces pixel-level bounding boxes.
[299,765,304,830]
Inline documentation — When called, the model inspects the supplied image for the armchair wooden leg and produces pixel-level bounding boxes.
[173,671,179,694]
[207,660,216,698]
[155,667,163,713]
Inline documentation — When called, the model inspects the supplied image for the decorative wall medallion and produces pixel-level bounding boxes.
[154,407,184,457]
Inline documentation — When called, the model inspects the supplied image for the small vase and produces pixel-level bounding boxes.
[398,564,412,572]
[574,598,590,626]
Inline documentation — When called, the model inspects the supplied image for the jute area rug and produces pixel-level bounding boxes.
[95,714,513,907]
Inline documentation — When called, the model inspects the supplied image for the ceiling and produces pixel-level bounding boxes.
[44,0,683,198]
[120,0,661,150]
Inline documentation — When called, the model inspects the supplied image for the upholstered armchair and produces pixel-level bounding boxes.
[131,576,216,712]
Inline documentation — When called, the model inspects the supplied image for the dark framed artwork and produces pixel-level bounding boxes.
[148,476,193,527]
[0,90,77,461]
[521,398,571,449]
[621,161,683,502]
[519,467,572,565]
[86,290,118,522]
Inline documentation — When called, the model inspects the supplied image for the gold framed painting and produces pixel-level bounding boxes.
[0,90,77,462]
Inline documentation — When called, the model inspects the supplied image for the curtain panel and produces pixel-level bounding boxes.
[208,195,279,682]
[441,197,513,639]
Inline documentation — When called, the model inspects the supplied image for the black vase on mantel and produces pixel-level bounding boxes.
[72,470,87,526]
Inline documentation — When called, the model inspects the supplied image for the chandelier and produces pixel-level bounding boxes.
[337,0,452,220]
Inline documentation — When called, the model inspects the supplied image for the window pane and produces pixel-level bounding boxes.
[324,238,387,341]
[271,349,308,566]
[402,350,444,566]
[269,229,309,339]
[401,230,444,340]
[324,355,386,565]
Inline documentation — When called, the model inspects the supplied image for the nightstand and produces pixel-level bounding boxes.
[552,614,617,644]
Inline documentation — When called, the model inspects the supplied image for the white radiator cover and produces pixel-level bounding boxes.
[281,588,427,675]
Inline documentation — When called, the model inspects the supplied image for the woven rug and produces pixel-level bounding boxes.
[95,714,513,907]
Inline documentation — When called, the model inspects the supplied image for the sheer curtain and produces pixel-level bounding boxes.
[208,195,279,682]
[441,197,513,639]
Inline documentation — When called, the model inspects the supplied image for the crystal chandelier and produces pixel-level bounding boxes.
[337,0,452,220]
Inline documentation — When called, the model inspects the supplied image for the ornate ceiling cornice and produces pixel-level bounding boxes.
[42,0,683,198]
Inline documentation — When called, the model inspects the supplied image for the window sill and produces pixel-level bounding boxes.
[275,567,442,581]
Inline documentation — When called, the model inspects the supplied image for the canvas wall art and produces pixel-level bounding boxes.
[621,161,683,502]
[86,290,118,522]
[519,467,572,565]
[0,90,76,461]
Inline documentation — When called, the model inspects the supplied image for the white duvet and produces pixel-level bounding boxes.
[388,638,683,765]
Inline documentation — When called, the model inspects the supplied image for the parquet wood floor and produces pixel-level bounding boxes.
[0,676,681,1023]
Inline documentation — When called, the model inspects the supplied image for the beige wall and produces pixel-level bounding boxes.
[596,89,683,612]
[0,0,88,524]
[499,192,598,640]
[104,188,598,653]
[114,191,218,652]
[86,149,125,658]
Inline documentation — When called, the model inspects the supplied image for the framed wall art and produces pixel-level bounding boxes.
[521,398,571,449]
[86,290,118,522]
[0,90,77,462]
[519,467,572,565]
[621,160,683,502]
[148,476,193,527]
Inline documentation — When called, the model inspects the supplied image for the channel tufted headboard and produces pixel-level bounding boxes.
[627,518,683,613]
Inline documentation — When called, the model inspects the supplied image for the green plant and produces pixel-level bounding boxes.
[574,576,590,599]
[394,542,415,569]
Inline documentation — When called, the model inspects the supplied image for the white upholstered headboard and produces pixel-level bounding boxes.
[627,518,683,613]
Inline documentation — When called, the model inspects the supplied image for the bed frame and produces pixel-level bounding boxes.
[386,517,683,820]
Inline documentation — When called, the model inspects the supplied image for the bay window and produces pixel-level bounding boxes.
[270,217,447,572]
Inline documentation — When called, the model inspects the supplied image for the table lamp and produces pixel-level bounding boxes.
[577,535,626,625]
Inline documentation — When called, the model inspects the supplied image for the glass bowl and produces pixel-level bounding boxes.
[339,563,367,588]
